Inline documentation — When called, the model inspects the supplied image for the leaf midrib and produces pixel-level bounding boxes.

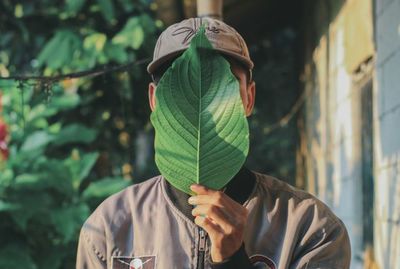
[196,33,203,184]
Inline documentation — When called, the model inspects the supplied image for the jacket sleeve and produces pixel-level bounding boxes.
[290,219,351,269]
[209,243,254,269]
[76,224,107,269]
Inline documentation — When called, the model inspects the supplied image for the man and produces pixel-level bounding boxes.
[76,17,351,269]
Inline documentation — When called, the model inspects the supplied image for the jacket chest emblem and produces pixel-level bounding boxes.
[249,254,276,269]
[111,255,156,269]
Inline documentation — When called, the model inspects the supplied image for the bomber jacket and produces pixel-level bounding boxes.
[76,167,351,269]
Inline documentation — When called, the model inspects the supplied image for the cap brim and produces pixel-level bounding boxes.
[147,48,254,75]
[215,48,254,70]
[147,49,186,74]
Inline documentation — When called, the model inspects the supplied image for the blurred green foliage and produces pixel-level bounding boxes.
[0,0,160,268]
[0,82,133,269]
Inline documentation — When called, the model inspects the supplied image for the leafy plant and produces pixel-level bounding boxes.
[0,82,130,269]
[150,26,249,194]
[0,2,161,267]
[1,0,161,187]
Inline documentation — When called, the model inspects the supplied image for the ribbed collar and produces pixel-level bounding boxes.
[164,166,257,222]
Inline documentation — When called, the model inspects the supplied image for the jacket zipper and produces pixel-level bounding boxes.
[197,227,207,269]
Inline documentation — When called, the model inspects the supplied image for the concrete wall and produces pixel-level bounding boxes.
[374,0,400,268]
[296,0,393,268]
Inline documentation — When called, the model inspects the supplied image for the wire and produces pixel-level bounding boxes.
[0,55,309,136]
[0,57,151,83]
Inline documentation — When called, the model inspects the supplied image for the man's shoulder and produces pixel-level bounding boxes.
[251,171,351,267]
[77,175,164,263]
[253,171,317,201]
[100,174,163,208]
[252,171,347,231]
[82,175,163,230]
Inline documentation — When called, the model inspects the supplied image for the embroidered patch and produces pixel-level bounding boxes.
[112,255,156,269]
[249,254,276,269]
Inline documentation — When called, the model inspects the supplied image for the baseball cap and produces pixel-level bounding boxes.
[147,17,254,75]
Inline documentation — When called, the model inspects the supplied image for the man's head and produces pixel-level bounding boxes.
[147,17,256,117]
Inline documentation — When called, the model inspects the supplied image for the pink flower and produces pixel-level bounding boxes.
[0,122,8,160]
[0,92,9,160]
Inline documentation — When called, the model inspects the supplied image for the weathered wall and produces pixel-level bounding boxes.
[297,0,381,268]
[374,0,400,268]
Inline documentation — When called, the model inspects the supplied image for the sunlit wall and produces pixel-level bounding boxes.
[297,0,381,268]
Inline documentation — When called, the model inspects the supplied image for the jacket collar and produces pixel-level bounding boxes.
[164,166,257,222]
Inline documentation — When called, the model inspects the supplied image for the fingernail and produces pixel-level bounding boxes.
[188,197,195,204]
[190,184,197,190]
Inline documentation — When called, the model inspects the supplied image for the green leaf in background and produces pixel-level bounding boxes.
[49,93,80,110]
[20,131,54,152]
[66,0,86,15]
[64,151,99,189]
[0,244,37,269]
[83,32,108,67]
[0,200,21,212]
[14,159,74,194]
[28,93,80,123]
[104,42,129,63]
[150,26,249,195]
[37,30,81,69]
[10,192,54,231]
[82,177,130,199]
[0,2,160,269]
[140,13,157,34]
[52,123,97,145]
[97,0,115,23]
[112,17,144,49]
[50,203,90,243]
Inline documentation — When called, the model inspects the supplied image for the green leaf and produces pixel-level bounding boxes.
[28,104,56,121]
[20,131,54,152]
[66,0,86,14]
[0,169,14,187]
[14,160,73,194]
[49,93,80,111]
[0,244,37,269]
[51,203,89,243]
[104,42,129,63]
[112,17,144,49]
[150,26,249,195]
[0,200,21,212]
[82,177,130,199]
[140,14,157,34]
[37,30,81,69]
[52,124,97,146]
[37,160,74,193]
[65,152,99,189]
[14,174,42,186]
[10,193,54,231]
[97,0,115,22]
[37,32,63,67]
[119,0,135,12]
[83,33,107,52]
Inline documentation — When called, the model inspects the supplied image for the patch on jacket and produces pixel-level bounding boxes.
[111,255,156,269]
[249,254,276,269]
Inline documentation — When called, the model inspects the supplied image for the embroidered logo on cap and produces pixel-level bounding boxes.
[112,255,156,269]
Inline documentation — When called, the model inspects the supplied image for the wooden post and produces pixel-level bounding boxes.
[196,0,223,20]
[155,0,182,25]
